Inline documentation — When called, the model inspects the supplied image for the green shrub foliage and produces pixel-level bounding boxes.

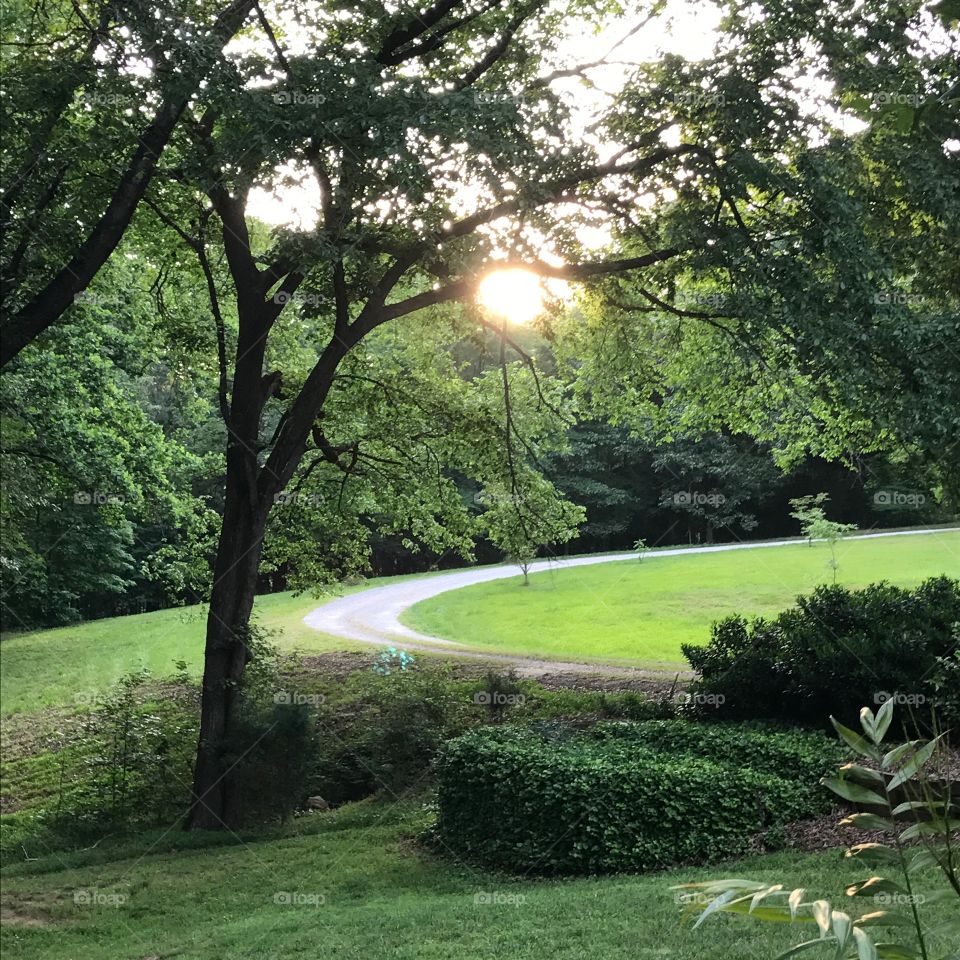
[682,577,960,728]
[434,722,840,874]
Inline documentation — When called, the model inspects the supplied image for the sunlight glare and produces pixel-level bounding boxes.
[477,269,545,324]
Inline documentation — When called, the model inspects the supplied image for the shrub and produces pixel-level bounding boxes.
[50,671,196,833]
[682,576,960,728]
[312,663,473,804]
[588,720,847,783]
[434,723,834,875]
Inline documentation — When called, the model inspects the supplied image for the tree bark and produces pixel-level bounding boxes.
[187,439,266,830]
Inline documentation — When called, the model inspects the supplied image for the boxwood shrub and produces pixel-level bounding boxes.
[435,722,838,875]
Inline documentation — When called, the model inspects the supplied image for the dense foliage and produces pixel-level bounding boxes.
[435,721,841,874]
[683,576,960,729]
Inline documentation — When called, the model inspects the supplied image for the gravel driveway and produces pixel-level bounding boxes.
[302,528,951,676]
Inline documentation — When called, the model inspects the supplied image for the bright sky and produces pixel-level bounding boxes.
[243,0,727,323]
[247,0,724,228]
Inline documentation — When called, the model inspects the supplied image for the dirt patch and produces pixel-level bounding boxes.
[295,650,687,695]
[0,893,61,928]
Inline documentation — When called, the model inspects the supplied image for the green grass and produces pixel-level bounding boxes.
[403,530,960,665]
[2,799,955,960]
[0,581,398,717]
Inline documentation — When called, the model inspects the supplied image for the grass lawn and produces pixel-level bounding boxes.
[0,583,387,717]
[2,799,954,960]
[402,530,960,665]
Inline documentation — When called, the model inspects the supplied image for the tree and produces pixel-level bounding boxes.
[789,493,858,583]
[0,0,260,366]
[555,0,960,473]
[129,0,733,829]
[8,0,958,831]
[123,0,960,828]
[0,264,211,628]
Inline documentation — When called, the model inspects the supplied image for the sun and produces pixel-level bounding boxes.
[477,268,545,325]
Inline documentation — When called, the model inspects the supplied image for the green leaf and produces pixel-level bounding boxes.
[860,708,878,743]
[839,813,894,832]
[873,699,894,744]
[838,763,887,788]
[853,926,879,960]
[846,877,906,898]
[845,844,901,867]
[777,938,839,959]
[874,945,920,959]
[812,900,832,937]
[832,717,878,758]
[822,776,886,806]
[881,742,922,770]
[887,737,942,790]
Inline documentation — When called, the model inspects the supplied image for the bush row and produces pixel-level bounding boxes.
[434,722,839,874]
[682,576,960,729]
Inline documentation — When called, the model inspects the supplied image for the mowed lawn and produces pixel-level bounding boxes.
[3,800,956,960]
[0,584,381,717]
[403,530,960,665]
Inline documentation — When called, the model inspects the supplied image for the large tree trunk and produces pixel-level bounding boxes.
[187,442,267,830]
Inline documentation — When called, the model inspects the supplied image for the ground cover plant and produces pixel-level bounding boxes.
[434,721,847,874]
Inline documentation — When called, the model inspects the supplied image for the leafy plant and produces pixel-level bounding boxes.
[677,700,960,959]
[683,577,960,730]
[789,493,858,582]
[435,722,837,874]
[372,647,416,676]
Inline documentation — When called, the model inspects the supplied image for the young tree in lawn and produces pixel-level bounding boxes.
[789,494,858,583]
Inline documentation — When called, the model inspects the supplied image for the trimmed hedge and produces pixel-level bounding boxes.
[435,722,839,874]
[588,719,847,783]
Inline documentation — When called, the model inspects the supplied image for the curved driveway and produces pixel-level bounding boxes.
[303,528,952,674]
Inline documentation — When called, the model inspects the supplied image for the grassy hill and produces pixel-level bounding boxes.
[3,798,956,960]
[403,530,960,663]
